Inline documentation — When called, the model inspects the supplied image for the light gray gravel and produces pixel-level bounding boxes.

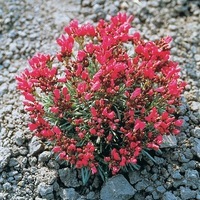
[0,0,199,199]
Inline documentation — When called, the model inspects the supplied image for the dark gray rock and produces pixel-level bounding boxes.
[192,138,200,159]
[163,192,177,200]
[152,191,160,199]
[59,188,80,200]
[0,147,11,172]
[38,151,51,162]
[58,168,80,187]
[180,187,197,200]
[185,169,199,189]
[171,171,182,180]
[100,174,136,200]
[129,170,143,184]
[135,179,151,191]
[28,136,44,156]
[37,182,54,197]
[156,185,166,193]
[183,148,193,160]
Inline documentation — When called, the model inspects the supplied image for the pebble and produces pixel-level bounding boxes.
[59,188,80,200]
[0,147,11,172]
[37,182,54,197]
[194,54,200,62]
[100,174,136,200]
[180,187,197,200]
[192,127,200,138]
[129,170,143,184]
[28,136,44,156]
[163,192,177,200]
[38,151,52,163]
[156,185,166,193]
[14,131,25,146]
[3,59,11,68]
[58,168,80,187]
[171,171,182,180]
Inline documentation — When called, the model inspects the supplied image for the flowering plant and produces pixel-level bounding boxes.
[17,13,185,183]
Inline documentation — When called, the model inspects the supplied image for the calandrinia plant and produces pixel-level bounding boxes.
[17,13,185,183]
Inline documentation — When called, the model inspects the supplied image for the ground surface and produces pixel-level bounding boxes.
[0,0,200,199]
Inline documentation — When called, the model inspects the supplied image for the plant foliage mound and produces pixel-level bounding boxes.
[17,13,185,182]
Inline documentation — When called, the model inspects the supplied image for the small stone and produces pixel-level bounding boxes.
[168,25,177,31]
[156,185,166,193]
[183,148,193,160]
[178,153,190,163]
[0,53,3,63]
[100,174,136,200]
[19,146,28,155]
[0,147,11,172]
[171,171,182,180]
[93,4,103,14]
[194,54,200,62]
[180,187,197,200]
[135,179,151,191]
[163,192,177,200]
[14,131,25,146]
[29,33,38,41]
[38,151,52,162]
[29,157,37,166]
[192,138,200,159]
[185,169,199,181]
[192,127,200,138]
[3,59,10,68]
[129,170,143,184]
[59,188,80,200]
[37,182,53,197]
[47,160,60,170]
[28,136,44,156]
[9,42,17,52]
[160,135,177,148]
[179,104,187,115]
[58,168,80,187]
[0,83,8,97]
[9,158,19,167]
[152,191,160,199]
[3,182,12,191]
[190,101,200,111]
[86,191,96,199]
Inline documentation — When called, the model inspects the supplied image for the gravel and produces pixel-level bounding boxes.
[0,0,200,199]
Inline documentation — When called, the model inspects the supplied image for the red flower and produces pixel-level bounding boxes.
[174,119,183,127]
[130,88,141,100]
[53,146,62,153]
[23,92,35,102]
[91,81,101,91]
[53,89,60,100]
[111,149,121,161]
[134,119,146,131]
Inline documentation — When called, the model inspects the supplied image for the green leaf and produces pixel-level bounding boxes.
[81,167,91,185]
[142,149,157,164]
